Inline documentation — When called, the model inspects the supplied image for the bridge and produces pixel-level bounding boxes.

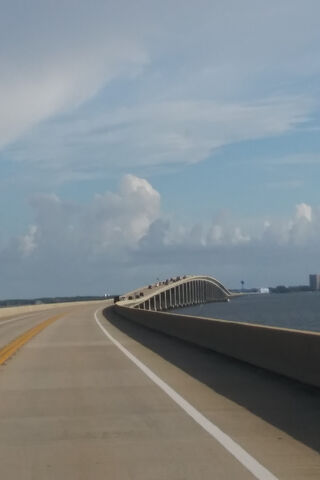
[0,276,319,479]
[120,274,231,310]
[115,276,320,391]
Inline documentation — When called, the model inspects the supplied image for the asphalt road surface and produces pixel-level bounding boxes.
[0,301,319,479]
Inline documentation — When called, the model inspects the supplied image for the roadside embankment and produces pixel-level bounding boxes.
[114,304,320,388]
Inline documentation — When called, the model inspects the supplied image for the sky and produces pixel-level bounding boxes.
[1,0,320,298]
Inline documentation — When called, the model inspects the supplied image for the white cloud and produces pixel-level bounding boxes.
[0,174,161,297]
[85,96,312,168]
[19,225,38,256]
[90,174,160,250]
[25,174,160,255]
[1,174,320,297]
[12,187,320,261]
[5,96,313,180]
[0,1,148,149]
[0,41,147,149]
[1,0,320,175]
[296,203,312,222]
[23,185,319,255]
[2,2,320,296]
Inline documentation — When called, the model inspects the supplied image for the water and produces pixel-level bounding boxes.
[172,291,320,332]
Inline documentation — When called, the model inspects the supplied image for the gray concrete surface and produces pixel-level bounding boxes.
[115,304,320,388]
[0,302,103,350]
[0,302,319,479]
[0,300,105,319]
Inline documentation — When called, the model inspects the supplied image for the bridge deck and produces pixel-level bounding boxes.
[0,302,319,478]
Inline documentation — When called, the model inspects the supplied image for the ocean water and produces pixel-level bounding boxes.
[172,291,320,332]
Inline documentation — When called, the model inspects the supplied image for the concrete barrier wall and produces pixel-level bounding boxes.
[114,304,320,388]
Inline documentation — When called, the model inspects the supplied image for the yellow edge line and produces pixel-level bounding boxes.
[0,313,66,366]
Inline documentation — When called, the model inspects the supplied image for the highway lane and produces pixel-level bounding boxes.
[0,301,319,479]
[0,310,56,351]
[100,307,320,479]
[0,302,102,351]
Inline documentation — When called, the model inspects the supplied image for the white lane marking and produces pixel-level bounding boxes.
[95,309,278,480]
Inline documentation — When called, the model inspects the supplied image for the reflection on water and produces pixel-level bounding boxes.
[172,291,320,332]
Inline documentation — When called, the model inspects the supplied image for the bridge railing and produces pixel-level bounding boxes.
[118,275,231,311]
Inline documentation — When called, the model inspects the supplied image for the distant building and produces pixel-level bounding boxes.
[259,287,270,294]
[309,274,320,290]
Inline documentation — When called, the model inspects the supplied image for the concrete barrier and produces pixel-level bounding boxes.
[114,304,320,388]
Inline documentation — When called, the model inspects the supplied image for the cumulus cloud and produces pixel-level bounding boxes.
[135,200,320,289]
[296,203,312,222]
[141,201,320,252]
[1,172,319,298]
[24,174,160,256]
[88,174,160,250]
[0,174,160,297]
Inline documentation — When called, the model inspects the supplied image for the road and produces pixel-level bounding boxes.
[0,301,319,479]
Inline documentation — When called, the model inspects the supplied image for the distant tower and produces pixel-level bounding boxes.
[241,280,245,291]
[309,274,320,290]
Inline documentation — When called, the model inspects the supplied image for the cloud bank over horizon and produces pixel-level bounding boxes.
[0,175,318,298]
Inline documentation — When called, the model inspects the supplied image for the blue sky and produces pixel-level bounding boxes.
[1,0,320,297]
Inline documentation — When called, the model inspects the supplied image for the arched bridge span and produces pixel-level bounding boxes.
[119,275,231,311]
